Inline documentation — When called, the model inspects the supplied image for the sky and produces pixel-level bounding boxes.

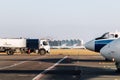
[0,0,120,42]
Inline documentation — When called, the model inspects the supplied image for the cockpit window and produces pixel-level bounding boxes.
[109,34,114,38]
[95,32,109,40]
[95,32,119,40]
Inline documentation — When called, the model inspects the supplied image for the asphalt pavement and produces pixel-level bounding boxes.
[0,53,119,80]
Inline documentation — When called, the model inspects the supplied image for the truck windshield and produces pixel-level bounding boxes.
[43,41,48,45]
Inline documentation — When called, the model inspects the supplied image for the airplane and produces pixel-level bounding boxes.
[85,31,120,53]
[72,44,85,49]
[100,37,120,71]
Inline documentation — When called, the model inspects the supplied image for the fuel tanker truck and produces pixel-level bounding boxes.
[0,38,50,55]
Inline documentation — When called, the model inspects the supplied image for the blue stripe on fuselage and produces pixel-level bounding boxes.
[95,39,114,52]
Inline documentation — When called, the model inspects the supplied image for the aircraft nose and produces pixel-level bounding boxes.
[85,40,95,51]
[100,46,108,58]
[100,38,120,61]
[100,45,112,60]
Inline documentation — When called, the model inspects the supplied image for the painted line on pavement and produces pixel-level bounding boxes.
[32,56,68,80]
[0,56,46,70]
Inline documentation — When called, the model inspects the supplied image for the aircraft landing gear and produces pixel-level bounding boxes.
[115,62,120,72]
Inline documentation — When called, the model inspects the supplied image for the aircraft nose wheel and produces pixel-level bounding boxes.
[115,62,120,72]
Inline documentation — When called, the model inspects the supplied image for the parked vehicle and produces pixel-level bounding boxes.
[26,39,50,55]
[0,38,50,55]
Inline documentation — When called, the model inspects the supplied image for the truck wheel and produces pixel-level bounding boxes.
[20,49,25,54]
[7,50,14,55]
[39,49,46,55]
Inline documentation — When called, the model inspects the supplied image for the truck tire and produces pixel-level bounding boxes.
[20,49,26,54]
[7,50,14,55]
[39,49,46,55]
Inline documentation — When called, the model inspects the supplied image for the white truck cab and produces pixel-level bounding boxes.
[39,39,50,55]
